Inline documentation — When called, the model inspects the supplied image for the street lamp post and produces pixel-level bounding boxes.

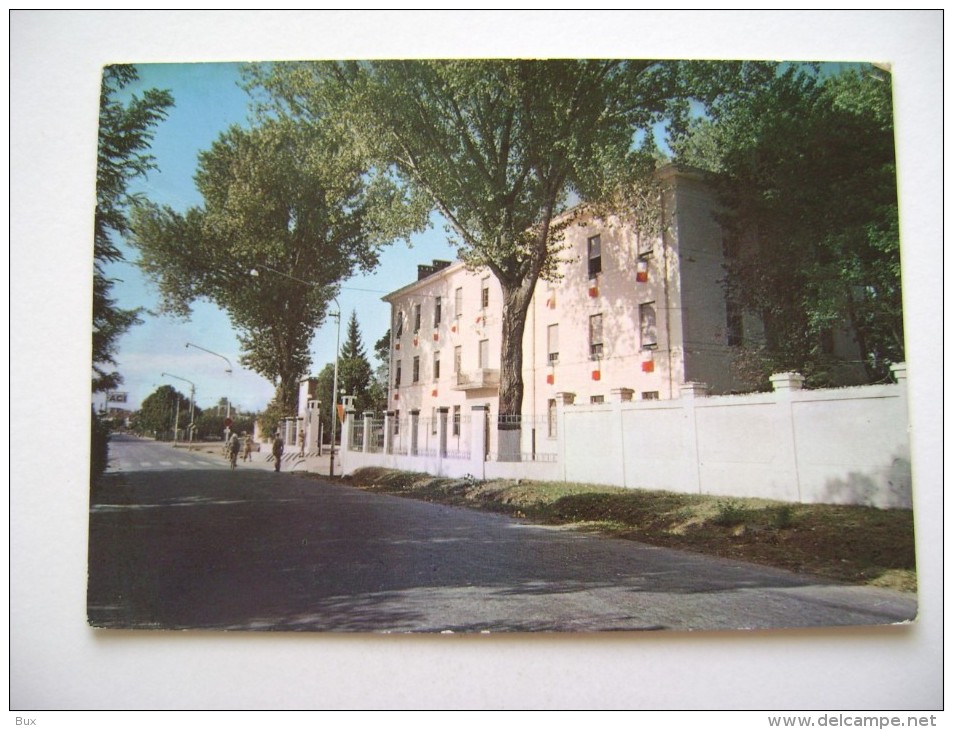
[186,342,234,436]
[162,372,196,449]
[172,396,181,446]
[249,265,342,476]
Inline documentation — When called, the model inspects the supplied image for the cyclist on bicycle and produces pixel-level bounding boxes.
[227,432,241,469]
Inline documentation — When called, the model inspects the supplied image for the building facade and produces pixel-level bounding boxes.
[382,165,750,460]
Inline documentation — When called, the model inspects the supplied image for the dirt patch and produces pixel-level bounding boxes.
[326,468,917,592]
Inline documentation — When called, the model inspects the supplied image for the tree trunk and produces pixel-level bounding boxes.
[275,376,299,416]
[496,281,534,462]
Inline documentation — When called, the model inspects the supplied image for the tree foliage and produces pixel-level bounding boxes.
[130,116,408,412]
[338,310,374,412]
[193,408,255,441]
[132,384,198,439]
[310,363,338,445]
[247,59,748,452]
[310,312,377,442]
[367,327,391,414]
[672,64,903,385]
[90,409,111,481]
[93,65,173,392]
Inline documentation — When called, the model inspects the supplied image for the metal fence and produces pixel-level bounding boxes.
[488,414,558,462]
[367,418,385,453]
[348,411,556,463]
[348,414,364,450]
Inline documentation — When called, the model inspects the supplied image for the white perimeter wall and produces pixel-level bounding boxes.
[563,373,912,508]
[343,367,912,509]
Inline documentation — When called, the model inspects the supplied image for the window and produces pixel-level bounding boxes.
[589,314,603,359]
[432,407,437,435]
[452,405,461,437]
[394,360,402,387]
[640,302,657,349]
[453,345,462,374]
[393,409,400,435]
[454,287,463,319]
[412,356,420,383]
[590,395,605,404]
[481,278,490,309]
[479,339,489,369]
[433,351,441,380]
[641,391,659,400]
[413,303,421,333]
[434,296,442,327]
[588,234,602,278]
[394,311,403,338]
[547,398,557,438]
[547,324,559,363]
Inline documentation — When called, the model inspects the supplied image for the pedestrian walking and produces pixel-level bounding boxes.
[272,432,284,472]
[242,432,254,462]
[227,432,241,469]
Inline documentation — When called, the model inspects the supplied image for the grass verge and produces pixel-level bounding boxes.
[330,468,917,592]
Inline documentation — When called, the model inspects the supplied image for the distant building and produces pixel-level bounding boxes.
[382,165,760,459]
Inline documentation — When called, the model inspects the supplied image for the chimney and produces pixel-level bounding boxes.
[417,259,453,281]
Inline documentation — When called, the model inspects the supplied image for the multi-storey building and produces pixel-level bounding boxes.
[382,164,753,460]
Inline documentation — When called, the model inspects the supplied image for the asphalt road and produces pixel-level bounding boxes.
[87,435,917,633]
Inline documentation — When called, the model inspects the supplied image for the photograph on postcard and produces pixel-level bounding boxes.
[88,59,916,633]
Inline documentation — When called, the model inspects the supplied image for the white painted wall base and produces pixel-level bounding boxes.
[341,364,912,509]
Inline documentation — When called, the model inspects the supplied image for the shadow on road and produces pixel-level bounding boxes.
[88,469,917,633]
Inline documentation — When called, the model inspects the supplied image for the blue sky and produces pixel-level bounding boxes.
[105,62,458,413]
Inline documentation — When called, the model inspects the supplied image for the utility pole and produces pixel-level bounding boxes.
[185,343,233,428]
[162,373,196,449]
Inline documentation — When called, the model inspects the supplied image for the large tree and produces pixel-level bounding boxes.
[672,64,903,386]
[249,59,747,457]
[93,65,173,392]
[131,117,415,413]
[131,384,198,439]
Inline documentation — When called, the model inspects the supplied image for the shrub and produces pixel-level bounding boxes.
[712,500,750,528]
[90,408,110,482]
[772,505,797,530]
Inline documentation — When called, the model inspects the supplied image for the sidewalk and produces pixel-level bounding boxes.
[173,440,340,476]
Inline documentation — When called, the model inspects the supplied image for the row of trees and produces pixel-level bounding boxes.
[119,59,903,460]
[129,385,255,441]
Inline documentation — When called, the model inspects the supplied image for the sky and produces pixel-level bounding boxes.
[104,62,458,413]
